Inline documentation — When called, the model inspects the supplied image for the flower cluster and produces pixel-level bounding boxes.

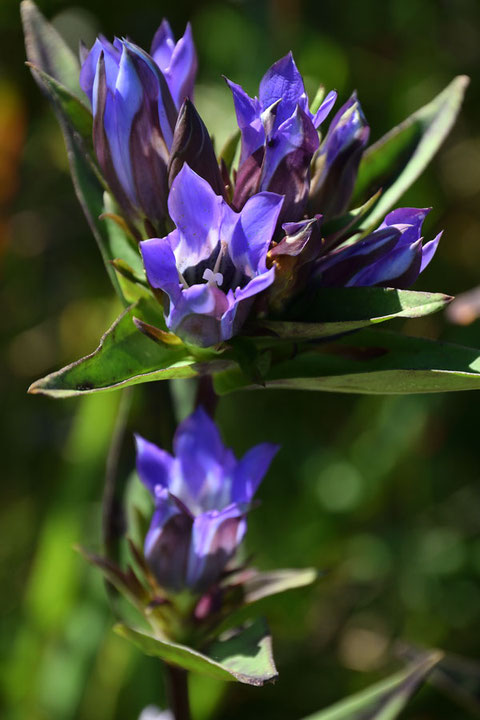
[135,407,278,593]
[80,21,442,347]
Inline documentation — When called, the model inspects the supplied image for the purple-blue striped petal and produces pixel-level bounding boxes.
[151,20,197,109]
[186,505,247,591]
[231,443,280,505]
[310,93,370,218]
[135,434,174,494]
[313,207,442,289]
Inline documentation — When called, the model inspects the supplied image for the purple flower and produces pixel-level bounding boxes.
[150,20,197,110]
[140,164,284,347]
[310,93,370,219]
[313,207,442,288]
[226,53,336,220]
[80,36,177,231]
[135,408,279,593]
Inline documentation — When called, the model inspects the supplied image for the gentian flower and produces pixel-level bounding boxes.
[313,208,442,288]
[80,37,177,232]
[150,20,197,110]
[226,53,336,220]
[140,164,284,347]
[309,93,370,219]
[135,407,279,593]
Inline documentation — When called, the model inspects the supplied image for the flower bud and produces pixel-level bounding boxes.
[313,207,441,288]
[168,99,224,196]
[309,93,370,219]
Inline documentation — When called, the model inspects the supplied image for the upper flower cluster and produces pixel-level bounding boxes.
[80,21,442,347]
[136,407,278,593]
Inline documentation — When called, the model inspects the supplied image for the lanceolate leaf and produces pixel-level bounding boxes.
[22,1,139,305]
[28,299,480,398]
[240,568,319,605]
[213,329,480,395]
[115,617,277,686]
[21,0,83,100]
[302,652,443,720]
[353,76,469,226]
[262,288,451,341]
[26,63,93,146]
[27,300,223,398]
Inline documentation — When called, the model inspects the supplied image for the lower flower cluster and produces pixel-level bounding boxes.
[136,407,278,594]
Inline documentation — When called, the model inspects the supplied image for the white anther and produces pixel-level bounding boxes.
[203,268,223,287]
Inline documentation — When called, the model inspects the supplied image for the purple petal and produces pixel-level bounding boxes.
[145,489,193,592]
[233,267,276,302]
[172,408,235,508]
[262,106,319,189]
[167,165,222,272]
[150,19,175,68]
[140,234,182,296]
[135,434,174,494]
[315,227,400,286]
[123,40,177,150]
[272,217,321,258]
[165,23,197,108]
[261,106,319,220]
[229,192,284,276]
[231,147,264,210]
[186,504,247,591]
[312,89,338,128]
[167,283,231,346]
[259,52,308,127]
[347,238,423,288]
[174,407,225,463]
[380,207,430,247]
[225,77,264,160]
[103,46,144,202]
[232,443,280,504]
[92,54,136,215]
[420,231,442,272]
[80,36,121,105]
[220,268,276,342]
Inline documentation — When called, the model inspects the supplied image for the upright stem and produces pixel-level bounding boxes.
[102,388,132,566]
[195,374,218,417]
[165,665,191,720]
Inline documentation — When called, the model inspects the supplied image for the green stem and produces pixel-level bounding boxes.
[102,388,133,588]
[165,665,191,720]
[195,375,218,417]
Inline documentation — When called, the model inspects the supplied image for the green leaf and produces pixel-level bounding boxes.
[26,63,93,145]
[27,300,220,398]
[399,644,480,717]
[240,568,319,605]
[353,76,469,226]
[213,329,480,395]
[321,191,382,240]
[219,130,241,172]
[302,652,443,720]
[261,288,451,341]
[115,617,277,686]
[22,2,141,306]
[21,0,83,100]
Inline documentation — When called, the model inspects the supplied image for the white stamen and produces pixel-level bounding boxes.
[178,269,189,289]
[203,268,223,286]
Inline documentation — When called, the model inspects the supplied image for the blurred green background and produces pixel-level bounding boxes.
[2,0,480,718]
